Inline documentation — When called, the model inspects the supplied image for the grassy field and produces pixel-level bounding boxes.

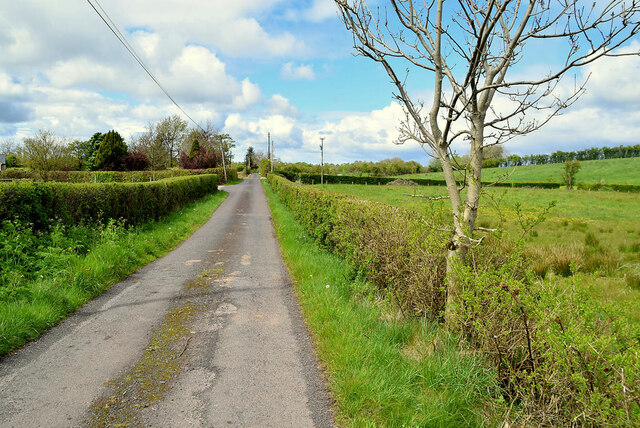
[314,183,640,323]
[400,157,640,185]
[0,191,228,356]
[263,181,502,427]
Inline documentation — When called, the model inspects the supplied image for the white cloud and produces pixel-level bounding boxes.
[281,62,316,80]
[286,0,338,23]
[45,59,119,89]
[224,102,429,164]
[268,94,298,117]
[131,30,160,59]
[232,79,263,110]
[0,73,26,96]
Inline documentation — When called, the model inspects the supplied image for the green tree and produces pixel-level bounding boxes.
[71,132,103,171]
[245,146,256,171]
[561,160,581,190]
[259,158,270,177]
[5,154,19,168]
[20,130,76,171]
[156,115,188,168]
[94,130,127,171]
[189,138,201,159]
[214,133,235,166]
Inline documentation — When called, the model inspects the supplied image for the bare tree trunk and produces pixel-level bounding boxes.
[441,116,484,325]
[439,146,469,325]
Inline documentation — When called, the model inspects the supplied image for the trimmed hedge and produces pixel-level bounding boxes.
[0,167,237,184]
[268,174,449,316]
[576,182,640,192]
[269,174,640,426]
[300,173,563,188]
[300,173,640,192]
[0,174,218,230]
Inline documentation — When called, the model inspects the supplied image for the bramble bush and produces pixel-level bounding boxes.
[0,174,218,230]
[452,241,639,426]
[268,174,639,426]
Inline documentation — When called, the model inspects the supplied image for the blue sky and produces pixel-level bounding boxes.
[1,1,639,164]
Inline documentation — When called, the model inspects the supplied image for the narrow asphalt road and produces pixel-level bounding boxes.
[0,176,334,427]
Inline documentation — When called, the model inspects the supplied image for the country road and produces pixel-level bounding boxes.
[0,176,334,427]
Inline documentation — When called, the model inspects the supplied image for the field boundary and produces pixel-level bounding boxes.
[295,173,640,192]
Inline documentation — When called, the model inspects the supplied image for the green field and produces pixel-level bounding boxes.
[315,183,640,322]
[400,157,640,185]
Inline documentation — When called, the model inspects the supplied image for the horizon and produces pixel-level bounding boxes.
[1,1,639,164]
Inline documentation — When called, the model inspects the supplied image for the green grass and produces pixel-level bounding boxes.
[315,183,640,323]
[263,181,502,427]
[401,157,640,185]
[0,191,228,356]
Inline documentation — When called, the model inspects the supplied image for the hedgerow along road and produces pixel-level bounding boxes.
[0,175,334,427]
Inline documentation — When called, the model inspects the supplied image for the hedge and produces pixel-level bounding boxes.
[268,173,449,316]
[0,167,237,184]
[268,174,640,426]
[576,182,640,192]
[0,174,218,230]
[299,173,640,192]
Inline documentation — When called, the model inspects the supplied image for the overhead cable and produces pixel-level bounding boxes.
[86,0,204,132]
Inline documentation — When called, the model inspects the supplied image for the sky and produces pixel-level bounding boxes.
[1,1,639,165]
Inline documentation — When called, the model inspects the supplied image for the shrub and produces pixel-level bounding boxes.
[123,149,150,171]
[0,174,218,229]
[178,146,220,169]
[5,154,19,168]
[450,249,639,426]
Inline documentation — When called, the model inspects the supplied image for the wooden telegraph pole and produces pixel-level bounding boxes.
[319,137,325,185]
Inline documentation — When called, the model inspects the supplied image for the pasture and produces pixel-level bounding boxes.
[401,157,640,185]
[314,183,640,322]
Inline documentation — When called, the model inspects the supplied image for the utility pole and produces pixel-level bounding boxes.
[267,132,271,173]
[219,135,228,183]
[271,138,274,172]
[320,137,325,185]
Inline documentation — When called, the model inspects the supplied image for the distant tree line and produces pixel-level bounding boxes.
[274,157,427,177]
[498,144,640,168]
[0,115,235,172]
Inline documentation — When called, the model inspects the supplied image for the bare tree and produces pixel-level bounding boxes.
[130,123,169,170]
[335,0,640,322]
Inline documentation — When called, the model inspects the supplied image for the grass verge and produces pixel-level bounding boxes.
[0,191,228,356]
[262,181,502,427]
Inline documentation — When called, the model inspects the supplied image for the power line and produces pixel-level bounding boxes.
[85,0,204,132]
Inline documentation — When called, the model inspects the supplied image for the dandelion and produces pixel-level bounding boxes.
[326,285,330,289]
